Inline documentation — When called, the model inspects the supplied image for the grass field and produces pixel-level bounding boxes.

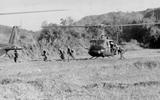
[0,49,160,100]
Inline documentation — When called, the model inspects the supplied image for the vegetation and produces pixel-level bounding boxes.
[76,8,160,48]
[37,8,160,51]
[1,8,160,59]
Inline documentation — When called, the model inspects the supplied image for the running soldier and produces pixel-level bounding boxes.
[14,49,18,63]
[58,48,65,61]
[67,47,75,61]
[118,46,125,59]
[110,42,114,54]
[42,50,47,61]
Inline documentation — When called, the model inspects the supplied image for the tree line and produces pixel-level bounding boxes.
[37,9,160,50]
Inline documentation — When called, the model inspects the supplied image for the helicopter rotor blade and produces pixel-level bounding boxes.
[0,9,68,15]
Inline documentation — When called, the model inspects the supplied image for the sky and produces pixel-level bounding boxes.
[0,0,160,31]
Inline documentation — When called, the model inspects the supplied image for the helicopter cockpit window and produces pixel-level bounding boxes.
[97,40,104,46]
[90,40,105,46]
[90,40,96,46]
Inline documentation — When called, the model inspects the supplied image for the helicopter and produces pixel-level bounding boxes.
[1,9,160,59]
[88,37,118,58]
[0,26,22,57]
[43,22,160,59]
[0,9,67,58]
[73,22,160,59]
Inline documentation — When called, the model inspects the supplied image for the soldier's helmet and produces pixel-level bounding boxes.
[43,50,46,54]
[101,35,105,40]
[14,49,17,52]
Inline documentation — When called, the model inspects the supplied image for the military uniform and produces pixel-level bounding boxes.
[42,50,47,61]
[118,46,125,59]
[58,49,65,61]
[67,47,75,61]
[14,50,18,63]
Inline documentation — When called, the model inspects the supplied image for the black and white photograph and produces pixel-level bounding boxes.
[0,0,160,99]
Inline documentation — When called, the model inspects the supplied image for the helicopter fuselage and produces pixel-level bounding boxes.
[88,39,117,58]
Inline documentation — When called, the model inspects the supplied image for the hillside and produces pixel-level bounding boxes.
[0,25,36,43]
[74,7,160,48]
[0,25,13,43]
[0,25,39,60]
[76,8,160,25]
[1,7,160,60]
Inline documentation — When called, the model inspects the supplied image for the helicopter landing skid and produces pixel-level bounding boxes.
[89,56,98,59]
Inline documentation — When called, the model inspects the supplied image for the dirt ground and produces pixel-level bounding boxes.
[0,49,160,100]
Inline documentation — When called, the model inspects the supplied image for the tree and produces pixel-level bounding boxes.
[41,21,48,28]
[60,17,74,25]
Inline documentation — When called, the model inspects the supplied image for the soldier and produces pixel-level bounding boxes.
[118,46,125,59]
[114,44,119,55]
[110,42,114,53]
[58,49,65,61]
[101,35,106,40]
[14,49,18,63]
[42,50,47,61]
[112,44,117,55]
[67,47,75,61]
